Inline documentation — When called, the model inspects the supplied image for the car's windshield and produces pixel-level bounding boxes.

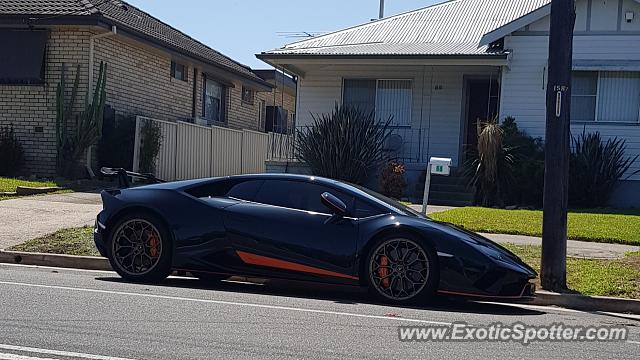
[344,182,427,219]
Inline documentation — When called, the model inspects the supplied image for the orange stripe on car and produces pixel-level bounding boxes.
[236,250,359,281]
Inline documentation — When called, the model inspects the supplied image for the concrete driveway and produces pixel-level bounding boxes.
[0,192,102,249]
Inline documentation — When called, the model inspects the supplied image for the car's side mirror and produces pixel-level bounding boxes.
[321,192,348,216]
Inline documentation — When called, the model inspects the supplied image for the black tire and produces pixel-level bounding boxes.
[365,233,438,305]
[191,272,228,283]
[106,211,172,283]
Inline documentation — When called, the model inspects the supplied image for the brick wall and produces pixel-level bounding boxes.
[92,33,194,121]
[0,25,278,177]
[0,27,91,177]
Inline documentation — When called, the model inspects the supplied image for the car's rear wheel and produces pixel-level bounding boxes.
[107,212,172,283]
[366,235,437,305]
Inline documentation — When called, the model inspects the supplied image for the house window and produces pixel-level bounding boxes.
[170,61,187,81]
[0,29,48,85]
[242,86,255,104]
[571,71,640,123]
[342,79,412,126]
[203,77,225,124]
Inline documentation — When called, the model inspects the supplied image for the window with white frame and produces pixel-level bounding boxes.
[342,79,412,126]
[571,71,640,123]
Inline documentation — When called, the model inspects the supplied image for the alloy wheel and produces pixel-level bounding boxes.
[369,238,430,301]
[111,219,163,276]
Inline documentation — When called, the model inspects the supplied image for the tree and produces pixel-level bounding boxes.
[541,0,576,291]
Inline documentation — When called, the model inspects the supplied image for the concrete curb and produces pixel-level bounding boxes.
[0,250,111,271]
[530,290,640,315]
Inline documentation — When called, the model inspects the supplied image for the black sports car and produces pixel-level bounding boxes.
[94,172,536,305]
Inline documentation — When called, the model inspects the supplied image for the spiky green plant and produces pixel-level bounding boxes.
[56,61,107,178]
[569,131,639,207]
[295,104,392,184]
[55,63,80,173]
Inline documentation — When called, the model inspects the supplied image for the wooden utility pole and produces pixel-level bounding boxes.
[541,0,576,291]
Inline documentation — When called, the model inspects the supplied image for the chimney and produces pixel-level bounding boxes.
[379,0,385,19]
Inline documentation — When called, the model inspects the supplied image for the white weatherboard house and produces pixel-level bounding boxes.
[259,0,640,207]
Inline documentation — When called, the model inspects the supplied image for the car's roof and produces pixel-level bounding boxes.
[130,173,424,218]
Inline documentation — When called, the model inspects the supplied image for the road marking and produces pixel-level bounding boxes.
[0,280,452,326]
[481,301,584,314]
[0,344,134,360]
[0,353,58,360]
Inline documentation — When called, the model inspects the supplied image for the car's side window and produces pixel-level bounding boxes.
[354,199,385,218]
[254,180,354,214]
[226,180,264,201]
[186,179,263,201]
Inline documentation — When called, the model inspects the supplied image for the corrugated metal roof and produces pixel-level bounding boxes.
[263,0,551,56]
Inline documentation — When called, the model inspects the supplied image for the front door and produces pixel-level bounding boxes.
[222,179,359,283]
[464,78,500,152]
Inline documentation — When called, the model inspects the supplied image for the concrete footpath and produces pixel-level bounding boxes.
[0,192,102,249]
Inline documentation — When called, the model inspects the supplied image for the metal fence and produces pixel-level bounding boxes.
[263,126,428,164]
[133,116,295,181]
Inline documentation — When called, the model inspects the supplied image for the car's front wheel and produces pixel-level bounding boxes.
[366,235,438,305]
[107,212,172,283]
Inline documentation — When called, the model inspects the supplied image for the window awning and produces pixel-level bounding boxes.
[573,60,640,72]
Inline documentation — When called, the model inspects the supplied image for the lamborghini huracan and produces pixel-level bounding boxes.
[94,172,536,305]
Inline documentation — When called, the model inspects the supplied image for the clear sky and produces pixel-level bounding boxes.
[125,0,440,69]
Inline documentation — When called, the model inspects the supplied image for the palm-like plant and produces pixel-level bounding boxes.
[465,117,515,207]
[295,104,392,184]
[569,131,639,207]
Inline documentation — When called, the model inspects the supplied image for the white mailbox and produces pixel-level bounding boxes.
[430,157,452,176]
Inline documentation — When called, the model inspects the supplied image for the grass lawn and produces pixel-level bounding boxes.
[0,177,69,200]
[430,207,640,246]
[502,244,640,299]
[9,227,100,257]
[8,226,640,299]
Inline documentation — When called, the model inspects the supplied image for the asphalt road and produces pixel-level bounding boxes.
[1,264,639,359]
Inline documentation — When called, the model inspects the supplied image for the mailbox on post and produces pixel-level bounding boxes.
[429,157,452,176]
[422,157,452,214]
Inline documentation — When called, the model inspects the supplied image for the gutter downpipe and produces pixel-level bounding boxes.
[86,25,117,177]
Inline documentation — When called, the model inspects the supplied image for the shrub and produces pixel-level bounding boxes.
[0,125,25,176]
[379,162,407,199]
[569,131,638,207]
[501,117,545,207]
[295,104,391,184]
[137,119,163,174]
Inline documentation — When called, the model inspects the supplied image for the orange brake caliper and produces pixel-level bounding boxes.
[148,233,160,258]
[379,256,390,288]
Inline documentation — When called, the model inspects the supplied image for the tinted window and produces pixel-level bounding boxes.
[254,180,353,214]
[227,180,263,201]
[354,199,385,218]
[186,179,263,201]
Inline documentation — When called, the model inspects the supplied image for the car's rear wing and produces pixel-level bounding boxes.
[100,167,165,188]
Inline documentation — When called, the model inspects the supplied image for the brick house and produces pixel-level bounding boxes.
[0,0,274,177]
